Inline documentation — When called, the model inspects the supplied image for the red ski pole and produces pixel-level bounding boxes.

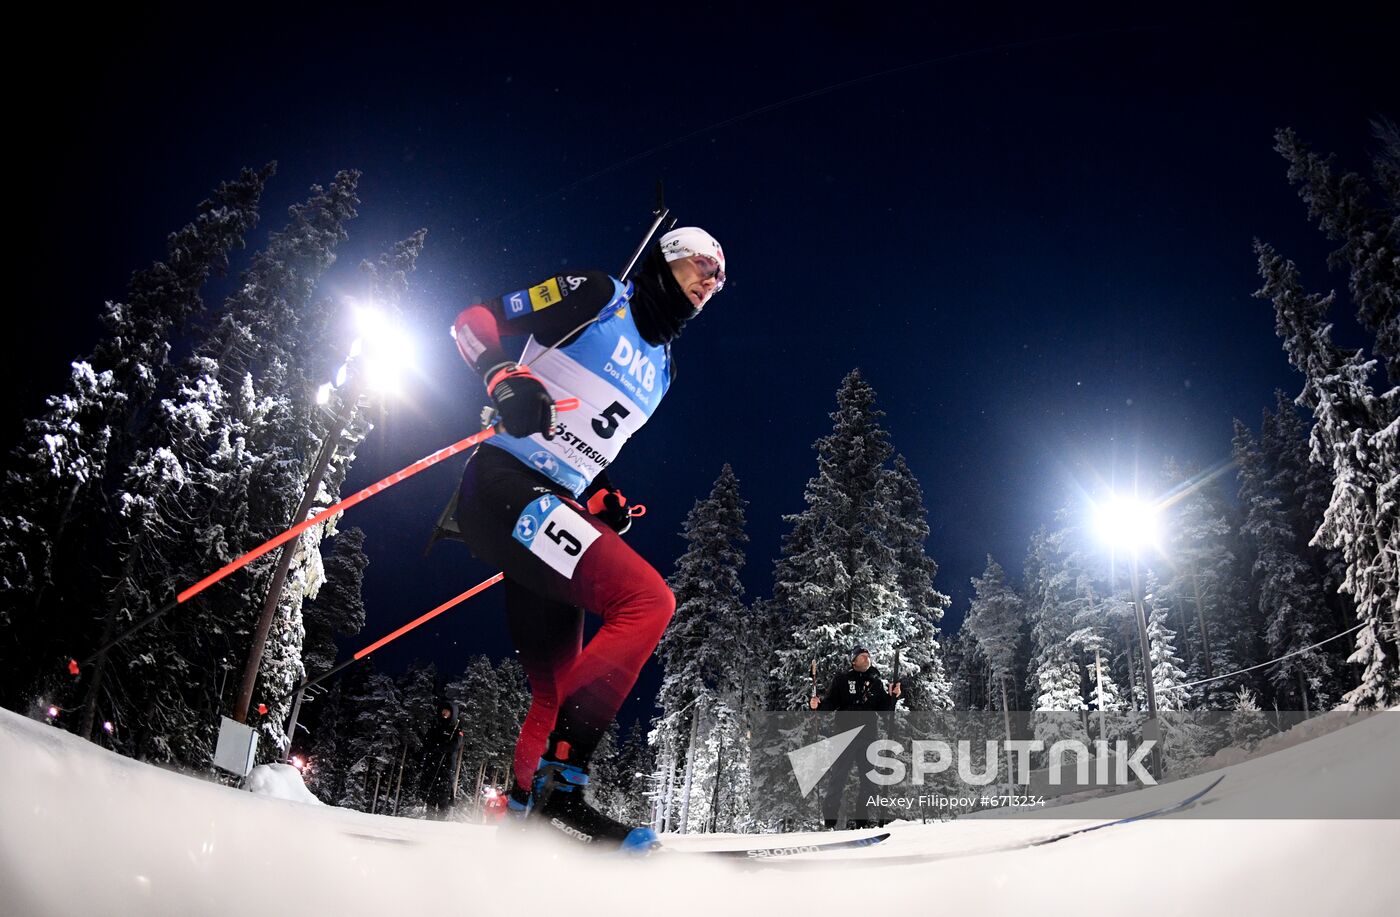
[284,571,506,752]
[69,401,577,673]
[178,398,577,603]
[353,572,504,662]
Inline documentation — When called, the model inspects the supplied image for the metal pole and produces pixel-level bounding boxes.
[392,742,407,815]
[282,683,308,762]
[1129,553,1164,780]
[234,384,361,723]
[999,677,1014,791]
[678,708,700,834]
[450,731,466,802]
[1190,560,1214,705]
[618,183,671,283]
[1094,647,1107,741]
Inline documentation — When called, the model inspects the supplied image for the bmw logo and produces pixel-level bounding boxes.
[529,451,559,474]
[515,515,538,540]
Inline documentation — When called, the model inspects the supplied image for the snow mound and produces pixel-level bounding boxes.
[244,763,323,805]
[1184,709,1359,776]
[1,706,1397,916]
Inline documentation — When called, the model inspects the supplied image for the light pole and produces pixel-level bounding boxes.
[1095,496,1165,781]
[232,305,413,725]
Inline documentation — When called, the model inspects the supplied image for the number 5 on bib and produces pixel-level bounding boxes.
[512,495,602,578]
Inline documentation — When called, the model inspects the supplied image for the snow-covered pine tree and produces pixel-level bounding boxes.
[1079,633,1130,723]
[945,628,990,710]
[964,557,1027,717]
[886,454,953,709]
[1048,525,1133,730]
[1262,390,1358,696]
[704,698,753,832]
[1144,573,1205,769]
[389,661,437,814]
[964,556,1029,785]
[304,681,347,804]
[1022,524,1089,754]
[493,657,529,785]
[1144,572,1191,712]
[1253,407,1342,710]
[339,666,403,813]
[444,655,526,800]
[1159,457,1249,706]
[771,370,909,709]
[0,164,273,716]
[1256,124,1399,707]
[1227,686,1271,751]
[1274,124,1398,384]
[1256,229,1398,707]
[445,655,500,797]
[1099,585,1150,714]
[89,172,365,764]
[654,464,750,833]
[301,527,369,678]
[609,720,655,826]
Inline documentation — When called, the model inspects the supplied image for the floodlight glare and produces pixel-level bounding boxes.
[353,305,385,337]
[354,310,415,396]
[1094,496,1159,552]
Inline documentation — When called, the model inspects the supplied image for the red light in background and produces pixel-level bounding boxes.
[257,703,268,715]
[68,659,80,676]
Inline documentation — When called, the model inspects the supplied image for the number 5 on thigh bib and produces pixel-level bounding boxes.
[512,494,602,578]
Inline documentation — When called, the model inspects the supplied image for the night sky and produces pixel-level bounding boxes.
[10,9,1394,722]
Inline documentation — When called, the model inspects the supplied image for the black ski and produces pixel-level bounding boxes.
[1027,773,1225,846]
[754,774,1226,868]
[678,831,891,859]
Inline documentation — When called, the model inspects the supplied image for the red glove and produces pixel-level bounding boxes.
[587,488,637,534]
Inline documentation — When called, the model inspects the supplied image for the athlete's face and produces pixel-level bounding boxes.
[669,255,722,311]
[853,653,871,672]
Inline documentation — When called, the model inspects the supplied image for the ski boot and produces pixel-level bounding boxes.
[505,784,532,819]
[532,750,659,855]
[494,783,534,844]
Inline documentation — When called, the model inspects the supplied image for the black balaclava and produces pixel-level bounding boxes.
[630,243,700,346]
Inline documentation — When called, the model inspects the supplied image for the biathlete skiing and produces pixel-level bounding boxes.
[446,225,726,852]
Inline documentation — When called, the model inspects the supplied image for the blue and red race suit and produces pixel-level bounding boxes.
[448,248,698,789]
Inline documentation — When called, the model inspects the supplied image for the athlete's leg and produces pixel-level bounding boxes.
[545,533,674,762]
[502,578,582,792]
[453,449,670,847]
[455,448,674,766]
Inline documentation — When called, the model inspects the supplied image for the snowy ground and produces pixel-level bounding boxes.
[1,708,1396,916]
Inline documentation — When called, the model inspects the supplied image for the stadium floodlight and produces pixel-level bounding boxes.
[1093,495,1160,555]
